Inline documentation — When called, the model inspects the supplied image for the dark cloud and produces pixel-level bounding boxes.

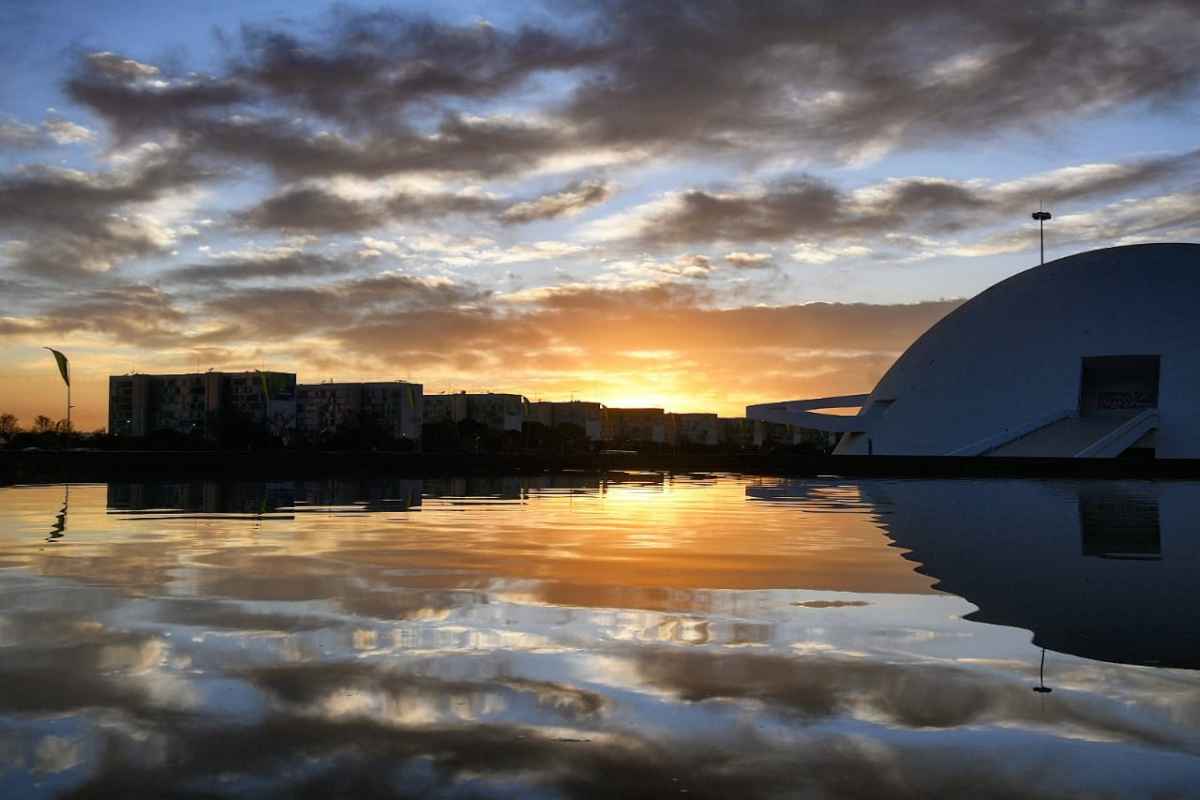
[632,647,1196,751]
[637,177,842,245]
[236,179,612,234]
[65,51,245,142]
[564,0,1200,161]
[519,281,712,312]
[183,113,569,181]
[232,10,610,126]
[629,149,1200,245]
[243,661,608,721]
[23,639,1196,800]
[236,187,394,233]
[153,598,334,632]
[20,285,188,345]
[48,2,1200,193]
[0,609,170,717]
[0,152,217,279]
[0,157,208,230]
[499,179,614,224]
[202,272,490,337]
[171,251,350,283]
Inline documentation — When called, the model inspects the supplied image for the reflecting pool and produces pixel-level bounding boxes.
[2,474,1199,797]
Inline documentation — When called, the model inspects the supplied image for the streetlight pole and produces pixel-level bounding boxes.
[1032,209,1052,266]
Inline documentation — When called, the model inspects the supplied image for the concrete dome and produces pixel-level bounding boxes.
[831,243,1200,457]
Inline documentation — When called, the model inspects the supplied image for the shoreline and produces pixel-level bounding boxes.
[3,449,1199,484]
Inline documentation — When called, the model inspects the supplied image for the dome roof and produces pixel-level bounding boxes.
[834,243,1200,456]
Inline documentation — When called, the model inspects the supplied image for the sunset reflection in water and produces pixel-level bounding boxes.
[1,474,1199,798]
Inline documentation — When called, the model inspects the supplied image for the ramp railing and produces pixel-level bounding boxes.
[945,409,1077,456]
[1074,408,1159,458]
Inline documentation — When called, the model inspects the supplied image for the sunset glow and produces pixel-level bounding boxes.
[3,2,1199,429]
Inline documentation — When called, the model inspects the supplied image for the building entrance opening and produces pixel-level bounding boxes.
[1079,356,1160,417]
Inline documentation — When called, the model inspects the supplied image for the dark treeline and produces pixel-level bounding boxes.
[0,412,833,456]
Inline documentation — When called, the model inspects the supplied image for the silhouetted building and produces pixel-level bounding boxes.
[717,417,831,450]
[718,417,755,449]
[108,371,296,439]
[605,408,666,444]
[423,393,467,425]
[296,381,422,445]
[667,413,720,446]
[425,392,527,432]
[528,400,605,440]
[750,244,1200,458]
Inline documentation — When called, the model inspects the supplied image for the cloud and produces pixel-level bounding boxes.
[230,10,611,125]
[238,178,614,234]
[171,249,350,283]
[499,179,614,224]
[724,251,773,269]
[0,284,190,348]
[184,113,572,181]
[15,614,1196,800]
[65,52,244,142]
[948,191,1200,257]
[0,117,94,149]
[368,233,588,266]
[0,149,217,279]
[1,246,957,412]
[85,51,161,81]
[166,268,956,407]
[199,272,491,338]
[791,243,873,265]
[58,4,1200,181]
[236,185,504,233]
[561,1,1200,163]
[590,149,1200,248]
[632,647,1198,750]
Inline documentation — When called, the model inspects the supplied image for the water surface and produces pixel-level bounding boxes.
[2,474,1199,798]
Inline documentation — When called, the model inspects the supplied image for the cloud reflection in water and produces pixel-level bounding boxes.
[0,475,1198,797]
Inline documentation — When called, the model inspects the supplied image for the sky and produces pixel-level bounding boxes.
[1,0,1199,430]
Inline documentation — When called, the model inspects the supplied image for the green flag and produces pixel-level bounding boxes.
[44,348,69,387]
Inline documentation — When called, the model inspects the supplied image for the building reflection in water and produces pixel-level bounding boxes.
[853,480,1198,670]
[1,475,1199,797]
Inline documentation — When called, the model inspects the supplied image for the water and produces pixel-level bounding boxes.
[2,474,1199,798]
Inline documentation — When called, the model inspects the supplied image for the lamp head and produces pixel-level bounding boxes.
[1032,211,1052,221]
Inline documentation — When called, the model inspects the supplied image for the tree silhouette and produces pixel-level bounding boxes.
[0,413,18,437]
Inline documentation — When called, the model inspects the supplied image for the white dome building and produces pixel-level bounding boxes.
[749,243,1200,458]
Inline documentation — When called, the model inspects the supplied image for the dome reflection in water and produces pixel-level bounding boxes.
[1,475,1198,798]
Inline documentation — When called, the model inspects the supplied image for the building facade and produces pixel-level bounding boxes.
[528,401,605,441]
[295,381,423,444]
[425,392,527,432]
[108,371,296,439]
[604,408,666,444]
[667,413,720,446]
